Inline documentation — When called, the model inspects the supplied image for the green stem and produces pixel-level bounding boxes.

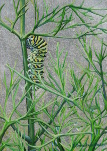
[11,124,32,143]
[20,0,35,150]
[0,121,14,143]
[100,63,106,99]
[57,137,65,151]
[72,8,107,47]
[88,54,107,151]
[99,62,107,111]
[91,120,95,142]
[34,99,66,143]
[34,85,82,143]
[0,20,20,39]
[88,126,107,151]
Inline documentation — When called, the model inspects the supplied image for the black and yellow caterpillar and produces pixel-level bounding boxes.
[26,35,47,89]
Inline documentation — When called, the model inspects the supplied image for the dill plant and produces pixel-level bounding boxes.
[0,0,107,150]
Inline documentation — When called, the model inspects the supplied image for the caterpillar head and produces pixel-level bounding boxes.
[26,35,35,51]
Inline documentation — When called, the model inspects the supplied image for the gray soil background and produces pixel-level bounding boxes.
[0,0,107,151]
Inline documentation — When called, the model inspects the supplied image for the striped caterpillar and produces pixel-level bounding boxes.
[26,35,47,90]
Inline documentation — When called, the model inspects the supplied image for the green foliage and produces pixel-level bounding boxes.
[0,0,107,151]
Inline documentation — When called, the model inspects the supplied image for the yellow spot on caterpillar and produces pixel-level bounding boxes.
[35,59,37,62]
[34,65,37,68]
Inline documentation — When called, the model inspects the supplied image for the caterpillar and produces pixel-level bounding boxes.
[26,35,47,90]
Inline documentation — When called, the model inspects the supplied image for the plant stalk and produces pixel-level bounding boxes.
[88,126,107,151]
[20,0,35,150]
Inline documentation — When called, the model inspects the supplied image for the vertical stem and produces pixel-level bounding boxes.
[100,62,107,110]
[0,122,9,143]
[20,0,25,36]
[91,120,95,142]
[100,63,106,99]
[88,63,107,150]
[88,126,107,151]
[20,0,35,150]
